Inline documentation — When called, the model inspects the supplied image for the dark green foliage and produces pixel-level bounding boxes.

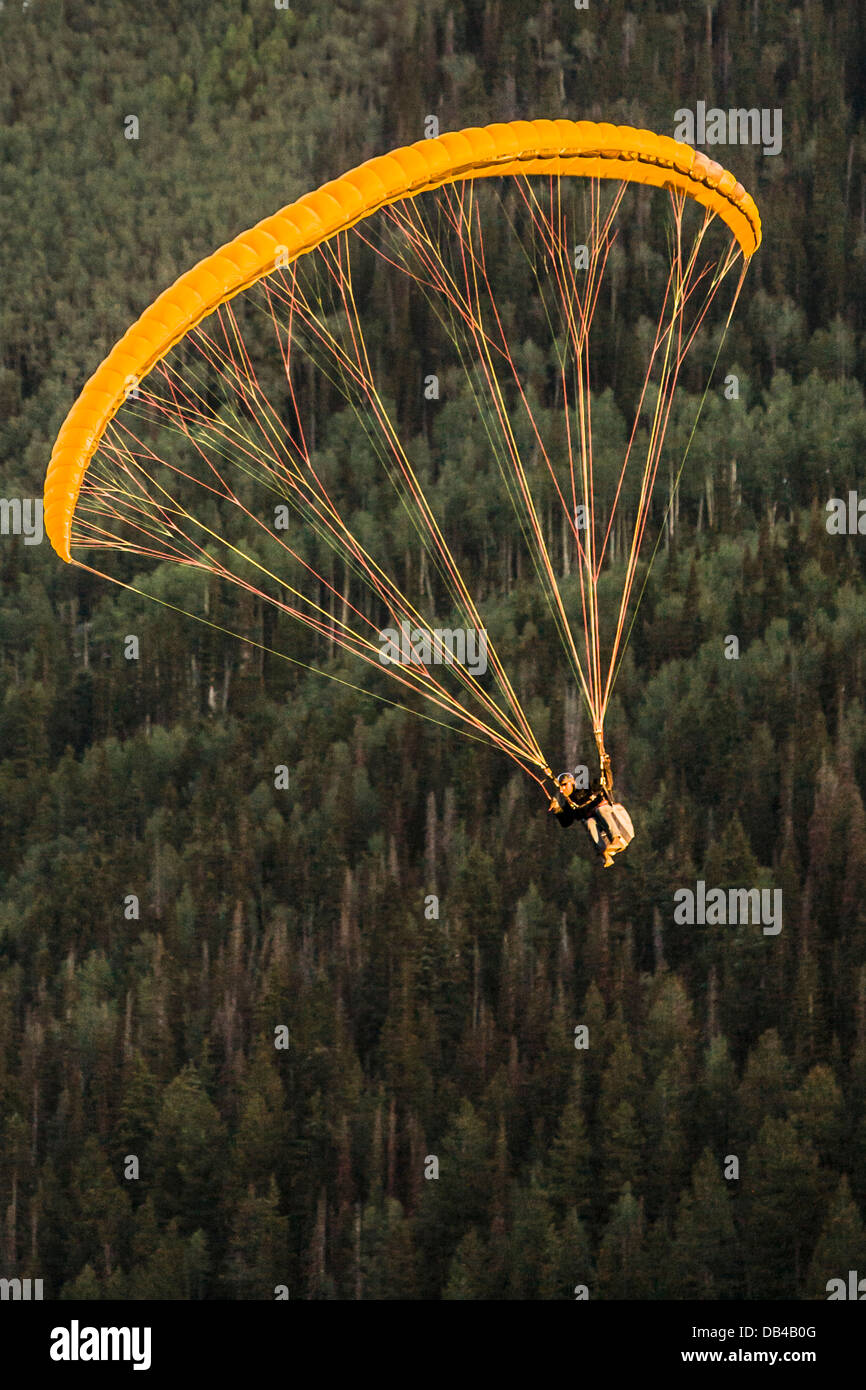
[2,0,866,1299]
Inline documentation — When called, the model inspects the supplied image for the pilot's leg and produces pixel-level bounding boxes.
[586,810,610,853]
[591,805,629,867]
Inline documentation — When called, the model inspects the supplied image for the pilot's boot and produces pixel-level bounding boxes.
[602,835,627,868]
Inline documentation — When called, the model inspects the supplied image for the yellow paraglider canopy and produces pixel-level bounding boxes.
[44,119,760,563]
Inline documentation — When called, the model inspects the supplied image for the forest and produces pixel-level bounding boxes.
[2,0,866,1299]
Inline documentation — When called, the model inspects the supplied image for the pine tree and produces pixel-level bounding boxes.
[669,1149,740,1298]
[806,1176,866,1299]
[596,1185,650,1299]
[743,1118,828,1298]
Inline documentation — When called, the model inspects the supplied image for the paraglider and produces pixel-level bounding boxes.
[547,760,634,869]
[42,120,760,866]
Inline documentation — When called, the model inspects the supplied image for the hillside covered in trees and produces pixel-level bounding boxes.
[3,0,866,1299]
